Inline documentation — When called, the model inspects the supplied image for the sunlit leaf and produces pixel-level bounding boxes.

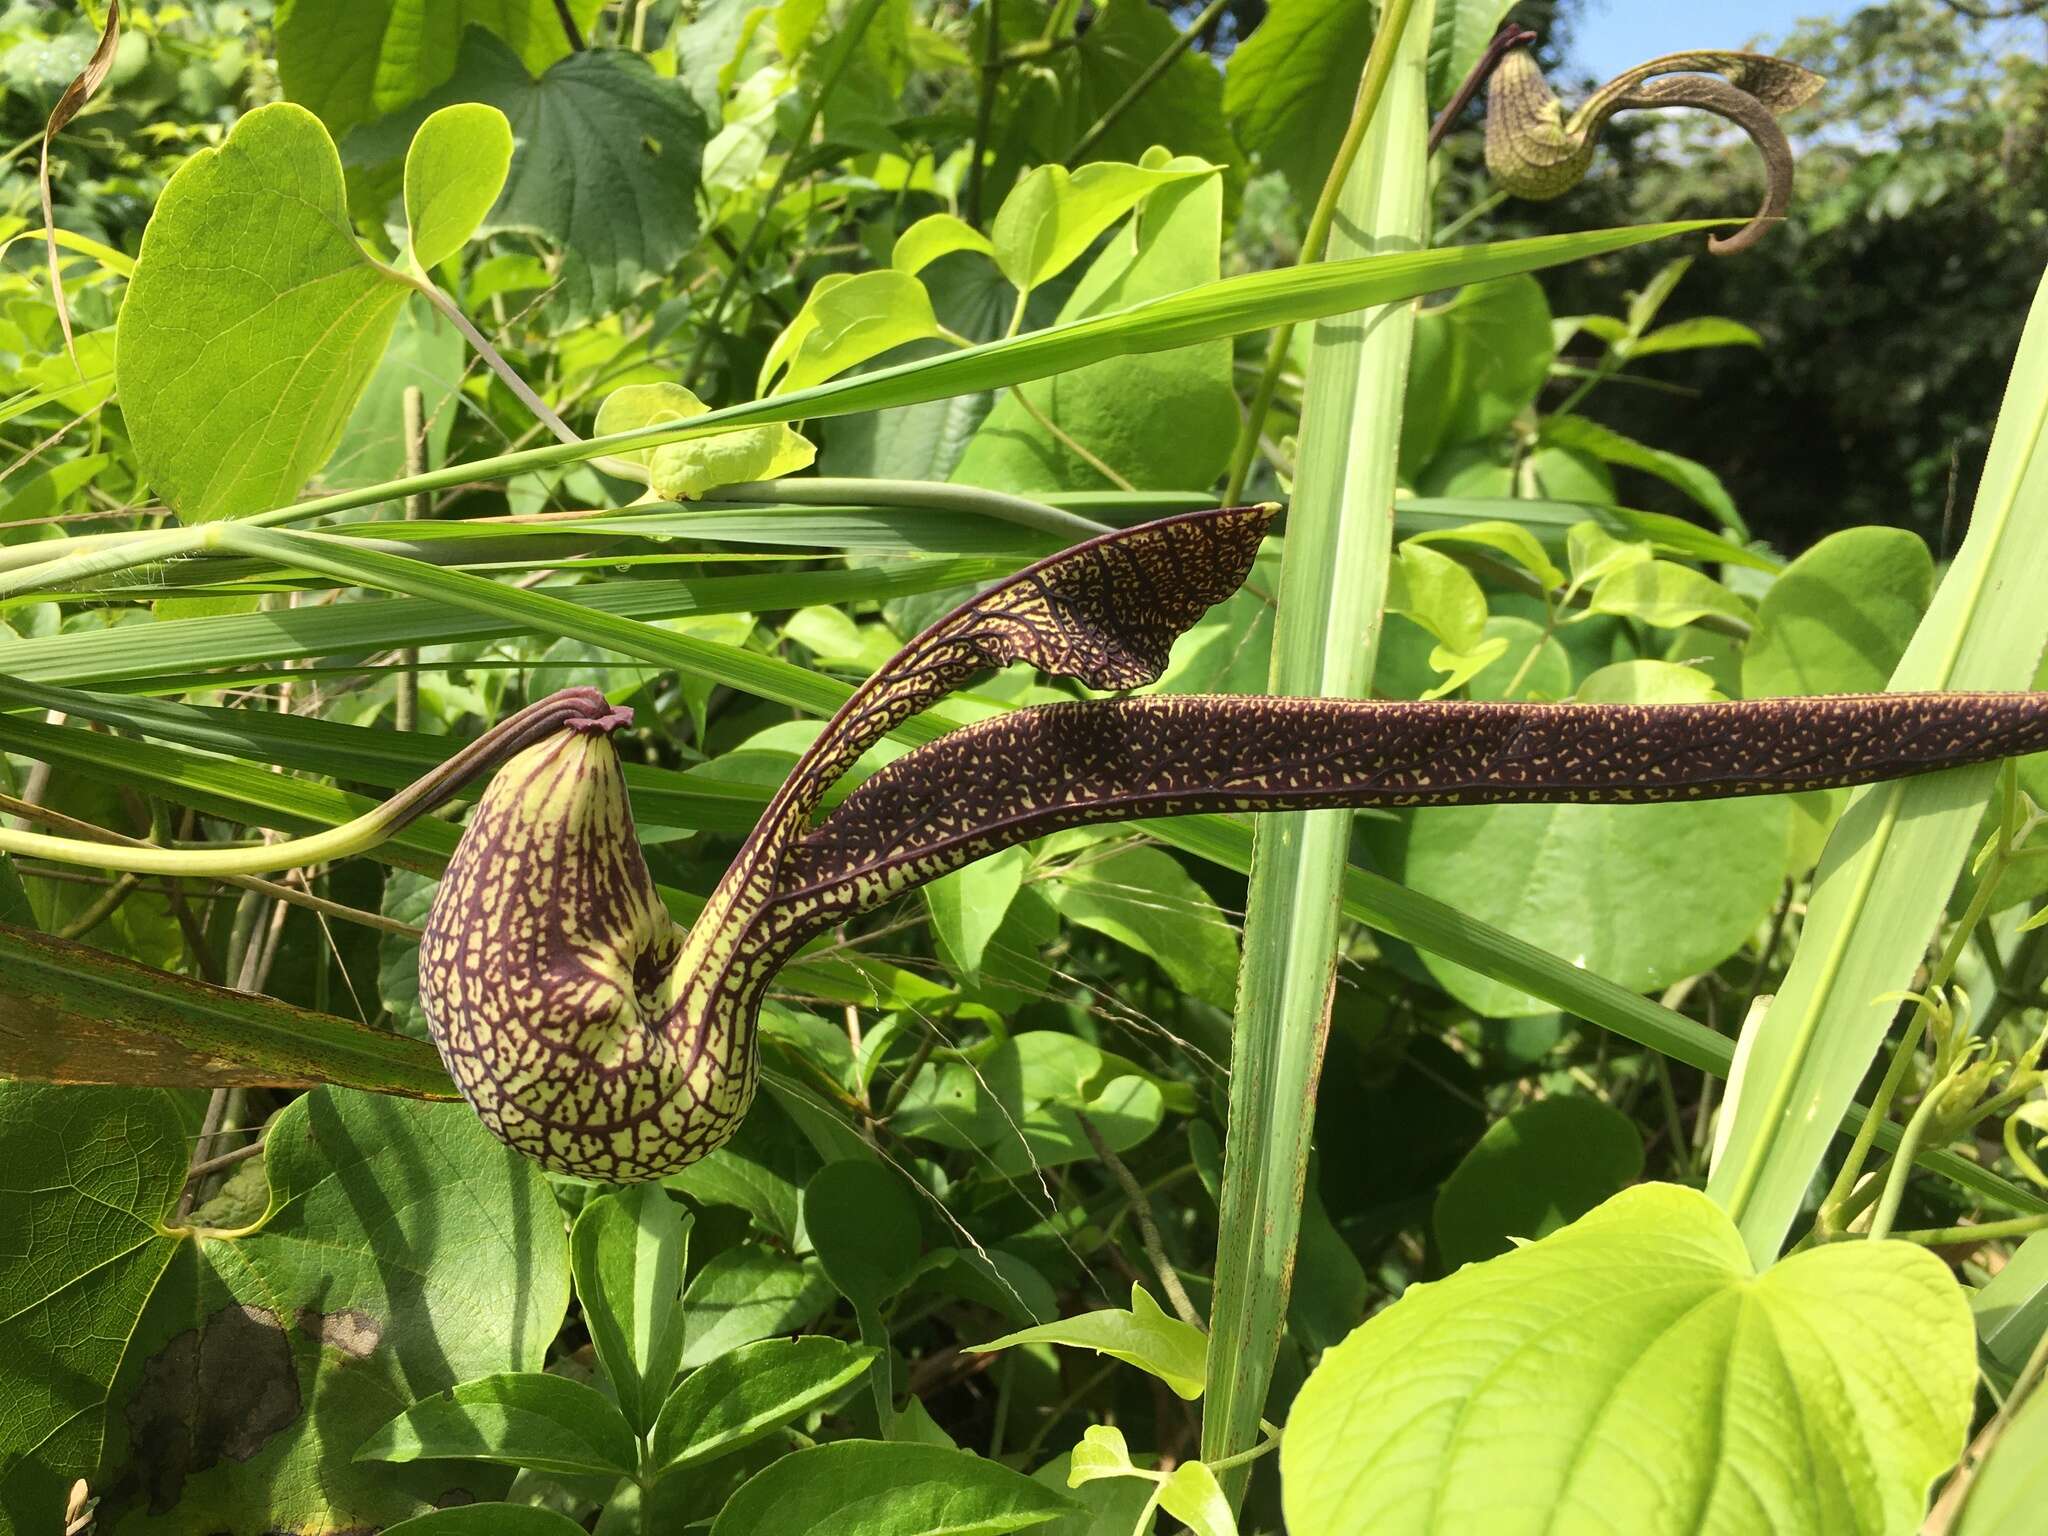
[115,103,411,522]
[1223,0,1376,205]
[971,1284,1205,1399]
[990,159,1214,295]
[403,102,514,271]
[1283,1185,1974,1536]
[594,382,815,498]
[344,30,709,320]
[762,269,945,395]
[894,212,995,275]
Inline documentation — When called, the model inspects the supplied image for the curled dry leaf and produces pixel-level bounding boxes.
[40,0,121,363]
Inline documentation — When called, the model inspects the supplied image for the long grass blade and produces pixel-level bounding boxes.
[0,559,1007,689]
[188,222,1710,534]
[0,921,454,1097]
[1201,3,1433,1497]
[1706,266,2048,1262]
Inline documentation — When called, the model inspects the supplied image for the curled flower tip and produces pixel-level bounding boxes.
[1485,45,1825,255]
[547,684,616,717]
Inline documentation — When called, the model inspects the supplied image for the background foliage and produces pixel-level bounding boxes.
[6,1,2048,1533]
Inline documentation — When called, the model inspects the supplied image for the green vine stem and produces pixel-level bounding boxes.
[403,269,579,446]
[686,0,888,387]
[965,0,1003,226]
[1004,387,1136,491]
[1219,0,1421,504]
[1873,1211,2048,1248]
[1867,1058,1963,1241]
[0,787,417,935]
[0,685,616,875]
[1062,0,1230,168]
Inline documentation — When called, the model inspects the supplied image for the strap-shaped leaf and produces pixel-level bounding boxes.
[761,690,2048,950]
[700,505,1275,929]
[775,504,1274,824]
[0,921,453,1097]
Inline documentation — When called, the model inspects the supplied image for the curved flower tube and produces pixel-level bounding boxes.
[411,506,2048,1181]
[1485,46,1826,254]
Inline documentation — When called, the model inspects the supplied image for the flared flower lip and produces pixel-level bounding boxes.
[555,688,634,737]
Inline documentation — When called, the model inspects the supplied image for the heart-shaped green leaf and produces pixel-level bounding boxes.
[1432,1096,1643,1270]
[1065,1423,1138,1486]
[1741,526,1934,698]
[803,1161,923,1312]
[1398,792,1787,1017]
[115,102,412,522]
[761,269,944,395]
[0,1084,569,1532]
[990,160,1213,295]
[1282,1184,1975,1535]
[1222,0,1376,206]
[893,212,995,275]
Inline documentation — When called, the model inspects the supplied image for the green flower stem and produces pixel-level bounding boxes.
[1811,768,2023,1239]
[1873,1212,2048,1248]
[707,476,1109,541]
[1433,187,1509,244]
[0,682,610,876]
[1810,1012,1935,1241]
[1219,0,1420,504]
[0,787,420,936]
[966,0,1003,226]
[1869,1069,1966,1241]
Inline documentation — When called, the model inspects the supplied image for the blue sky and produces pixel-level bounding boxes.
[1570,1,1840,79]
